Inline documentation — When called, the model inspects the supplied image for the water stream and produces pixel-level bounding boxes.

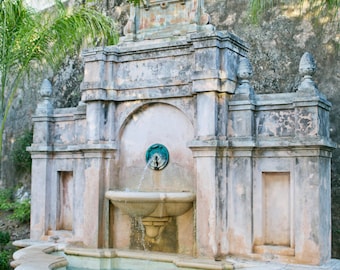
[137,217,147,251]
[136,158,153,191]
[135,158,154,250]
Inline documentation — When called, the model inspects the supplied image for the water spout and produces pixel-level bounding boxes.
[145,144,169,171]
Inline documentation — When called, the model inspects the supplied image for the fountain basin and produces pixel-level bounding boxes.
[105,191,195,218]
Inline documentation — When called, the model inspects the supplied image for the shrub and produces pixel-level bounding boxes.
[0,189,13,211]
[0,232,10,247]
[10,129,33,174]
[0,250,10,270]
[9,199,30,223]
[0,231,11,270]
[0,188,30,223]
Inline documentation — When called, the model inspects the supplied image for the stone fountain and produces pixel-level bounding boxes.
[24,0,338,268]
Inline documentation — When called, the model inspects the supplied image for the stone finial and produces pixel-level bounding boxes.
[40,79,52,98]
[237,57,253,80]
[36,79,53,115]
[299,52,316,77]
[234,57,255,99]
[297,52,324,98]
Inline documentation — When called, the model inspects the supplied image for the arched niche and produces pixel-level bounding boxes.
[118,103,195,192]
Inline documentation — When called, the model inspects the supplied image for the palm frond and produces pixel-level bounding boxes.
[41,0,118,68]
[0,0,118,156]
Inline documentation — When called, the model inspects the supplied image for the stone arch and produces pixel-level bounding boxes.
[117,102,195,192]
[117,101,194,140]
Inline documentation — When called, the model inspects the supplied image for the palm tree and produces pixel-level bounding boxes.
[0,0,118,162]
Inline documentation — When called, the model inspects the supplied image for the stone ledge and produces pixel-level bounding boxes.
[10,243,67,270]
[10,242,340,270]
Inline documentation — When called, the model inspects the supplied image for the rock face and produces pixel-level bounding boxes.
[3,0,339,258]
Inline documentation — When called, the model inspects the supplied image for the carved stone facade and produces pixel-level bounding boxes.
[28,1,336,267]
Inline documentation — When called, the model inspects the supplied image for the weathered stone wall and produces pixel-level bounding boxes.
[89,0,340,256]
[203,1,339,258]
[3,0,339,257]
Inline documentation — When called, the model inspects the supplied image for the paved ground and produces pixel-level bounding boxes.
[227,257,340,269]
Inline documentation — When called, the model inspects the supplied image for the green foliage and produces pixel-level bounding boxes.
[0,188,30,223]
[249,0,277,23]
[0,250,11,270]
[9,199,30,223]
[10,130,33,173]
[127,0,141,6]
[0,189,13,211]
[249,0,339,23]
[0,232,10,247]
[44,0,119,67]
[0,0,118,160]
[0,189,27,269]
[0,231,10,270]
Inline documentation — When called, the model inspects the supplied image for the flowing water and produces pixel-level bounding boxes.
[137,217,147,250]
[136,159,153,191]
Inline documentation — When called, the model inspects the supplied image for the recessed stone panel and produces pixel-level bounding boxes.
[58,171,74,231]
[263,172,291,247]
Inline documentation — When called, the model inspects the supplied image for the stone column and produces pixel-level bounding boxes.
[86,101,104,143]
[80,47,118,248]
[294,149,332,264]
[81,46,118,144]
[82,97,105,247]
[189,31,248,259]
[227,57,255,255]
[82,150,104,247]
[292,52,334,264]
[190,34,226,259]
[29,79,54,240]
[30,154,52,240]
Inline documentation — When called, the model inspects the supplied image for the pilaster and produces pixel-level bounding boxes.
[82,150,102,247]
[29,79,54,240]
[189,140,228,258]
[227,57,255,255]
